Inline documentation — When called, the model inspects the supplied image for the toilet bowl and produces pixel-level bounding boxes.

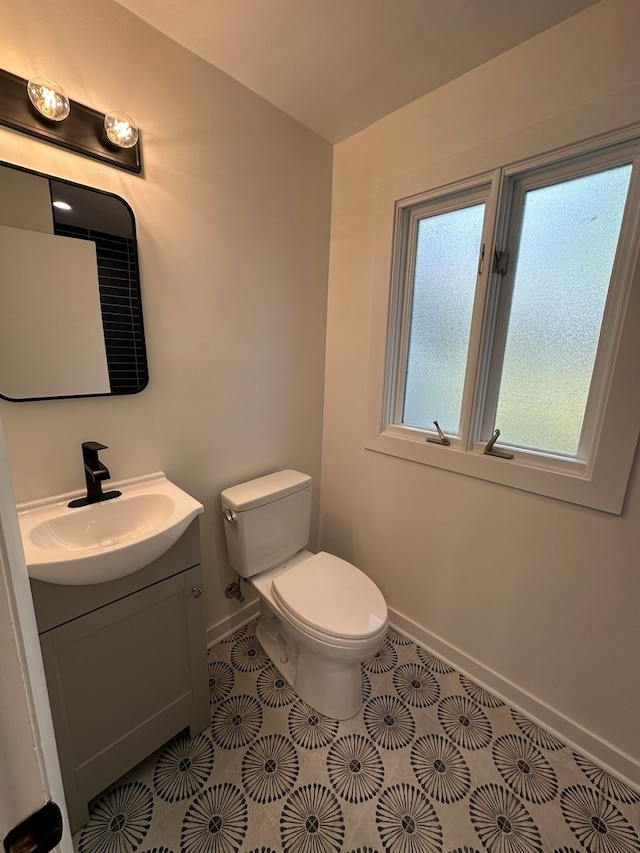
[221,470,388,719]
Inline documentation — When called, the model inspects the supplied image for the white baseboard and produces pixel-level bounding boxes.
[389,606,640,791]
[206,602,259,648]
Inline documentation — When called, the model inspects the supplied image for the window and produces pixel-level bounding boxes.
[367,135,640,513]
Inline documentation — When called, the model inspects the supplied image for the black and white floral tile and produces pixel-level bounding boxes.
[74,621,640,853]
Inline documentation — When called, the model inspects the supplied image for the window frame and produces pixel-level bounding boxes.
[389,179,495,445]
[365,129,640,514]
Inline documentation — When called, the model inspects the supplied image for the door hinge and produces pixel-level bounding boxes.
[3,803,63,853]
[493,249,509,276]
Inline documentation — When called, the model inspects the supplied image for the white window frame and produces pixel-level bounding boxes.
[365,129,640,514]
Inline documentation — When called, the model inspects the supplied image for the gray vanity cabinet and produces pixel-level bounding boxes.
[30,519,209,833]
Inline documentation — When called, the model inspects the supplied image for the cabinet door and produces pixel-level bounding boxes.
[40,567,207,809]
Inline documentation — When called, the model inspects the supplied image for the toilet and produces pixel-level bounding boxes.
[221,469,388,719]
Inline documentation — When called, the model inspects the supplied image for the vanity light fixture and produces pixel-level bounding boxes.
[0,67,142,174]
[26,75,70,121]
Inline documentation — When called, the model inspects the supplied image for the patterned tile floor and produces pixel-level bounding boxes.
[74,621,640,853]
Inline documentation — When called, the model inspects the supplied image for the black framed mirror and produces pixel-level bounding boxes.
[0,160,148,401]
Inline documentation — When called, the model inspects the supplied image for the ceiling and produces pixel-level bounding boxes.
[113,0,601,143]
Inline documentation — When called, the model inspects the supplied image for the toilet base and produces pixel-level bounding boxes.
[255,600,366,720]
[255,613,298,687]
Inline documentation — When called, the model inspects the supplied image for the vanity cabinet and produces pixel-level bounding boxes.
[29,519,209,833]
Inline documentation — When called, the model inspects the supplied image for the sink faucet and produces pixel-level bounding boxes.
[68,442,122,508]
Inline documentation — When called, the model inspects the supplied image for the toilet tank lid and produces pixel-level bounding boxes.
[221,469,311,511]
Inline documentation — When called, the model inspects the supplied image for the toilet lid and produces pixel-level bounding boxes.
[271,552,387,640]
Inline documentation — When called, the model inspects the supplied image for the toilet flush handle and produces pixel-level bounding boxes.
[223,508,236,523]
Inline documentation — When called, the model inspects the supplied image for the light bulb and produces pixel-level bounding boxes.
[26,76,70,121]
[104,110,139,149]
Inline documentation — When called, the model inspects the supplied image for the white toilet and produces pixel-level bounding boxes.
[221,469,388,719]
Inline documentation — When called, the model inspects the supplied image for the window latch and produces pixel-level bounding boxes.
[477,242,486,275]
[427,420,450,446]
[484,428,513,459]
[494,249,509,276]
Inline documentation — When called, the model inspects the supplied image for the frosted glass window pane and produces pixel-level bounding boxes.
[403,203,484,433]
[495,164,632,456]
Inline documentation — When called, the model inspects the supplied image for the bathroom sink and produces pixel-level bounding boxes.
[18,472,203,585]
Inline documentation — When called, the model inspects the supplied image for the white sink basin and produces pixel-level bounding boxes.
[18,472,203,585]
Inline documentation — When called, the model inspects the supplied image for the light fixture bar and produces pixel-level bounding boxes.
[0,68,142,175]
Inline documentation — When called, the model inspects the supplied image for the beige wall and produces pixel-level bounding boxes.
[321,0,640,784]
[0,0,332,635]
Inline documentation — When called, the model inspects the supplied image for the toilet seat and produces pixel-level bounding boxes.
[271,552,387,641]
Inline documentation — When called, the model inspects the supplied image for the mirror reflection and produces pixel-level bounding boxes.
[0,161,148,401]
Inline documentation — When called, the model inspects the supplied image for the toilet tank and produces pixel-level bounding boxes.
[221,470,312,578]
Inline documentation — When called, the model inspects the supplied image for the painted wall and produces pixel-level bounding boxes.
[0,0,332,636]
[321,0,640,783]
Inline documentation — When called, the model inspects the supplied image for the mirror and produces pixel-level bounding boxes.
[0,161,148,401]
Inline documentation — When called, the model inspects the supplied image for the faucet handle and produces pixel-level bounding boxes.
[82,441,108,452]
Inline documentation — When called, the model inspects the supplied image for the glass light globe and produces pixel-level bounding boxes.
[104,110,139,149]
[26,76,70,121]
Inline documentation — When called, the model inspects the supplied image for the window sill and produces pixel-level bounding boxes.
[365,427,627,514]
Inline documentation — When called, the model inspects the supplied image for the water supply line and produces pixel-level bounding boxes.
[225,575,245,602]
